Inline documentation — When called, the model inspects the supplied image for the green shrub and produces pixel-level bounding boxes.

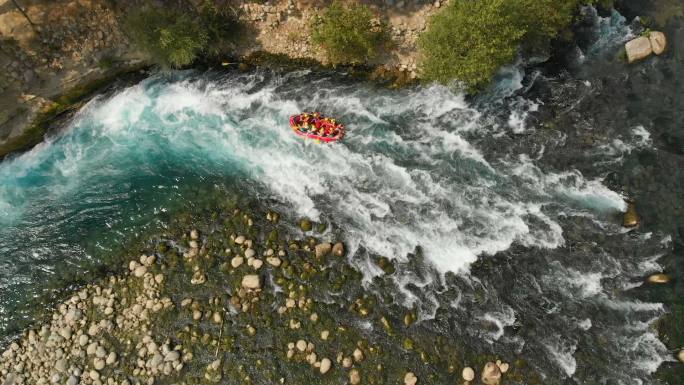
[311,0,387,65]
[198,1,241,56]
[418,0,579,90]
[125,6,209,69]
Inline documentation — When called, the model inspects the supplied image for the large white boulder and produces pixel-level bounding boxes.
[625,36,653,63]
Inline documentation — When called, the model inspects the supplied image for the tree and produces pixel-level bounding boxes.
[311,1,388,65]
[125,6,209,69]
[418,0,578,91]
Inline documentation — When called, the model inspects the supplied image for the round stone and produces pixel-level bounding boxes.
[462,367,475,381]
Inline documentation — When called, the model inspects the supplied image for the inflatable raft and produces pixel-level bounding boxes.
[290,113,345,143]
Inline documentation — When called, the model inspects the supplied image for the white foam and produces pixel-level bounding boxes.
[478,306,516,343]
[578,318,592,330]
[632,125,651,146]
[543,336,577,377]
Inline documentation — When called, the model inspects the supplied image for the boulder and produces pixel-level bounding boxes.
[332,242,345,257]
[133,266,147,278]
[625,36,652,63]
[241,274,261,290]
[649,31,667,55]
[231,256,244,268]
[462,367,475,381]
[404,372,418,385]
[320,358,332,374]
[349,369,361,385]
[647,273,671,284]
[314,243,332,258]
[623,201,639,227]
[481,362,502,385]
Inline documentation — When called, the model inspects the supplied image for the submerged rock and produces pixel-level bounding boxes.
[299,218,312,232]
[623,201,639,227]
[625,37,653,63]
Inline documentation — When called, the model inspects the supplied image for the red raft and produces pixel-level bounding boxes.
[289,112,345,143]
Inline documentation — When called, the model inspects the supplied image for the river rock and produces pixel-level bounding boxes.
[404,372,417,385]
[625,36,653,63]
[649,31,667,55]
[252,259,263,270]
[95,346,107,358]
[647,273,671,284]
[234,235,245,244]
[353,348,364,362]
[623,201,638,227]
[89,370,100,381]
[106,352,117,365]
[349,369,361,385]
[314,243,331,258]
[93,357,105,370]
[266,257,281,267]
[241,274,261,290]
[164,351,180,362]
[462,367,475,381]
[332,242,345,256]
[66,375,78,385]
[55,359,68,372]
[320,358,332,374]
[498,362,509,373]
[678,349,684,362]
[481,362,502,385]
[133,266,147,277]
[231,256,244,268]
[245,248,256,258]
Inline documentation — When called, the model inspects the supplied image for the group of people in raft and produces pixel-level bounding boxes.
[294,112,344,139]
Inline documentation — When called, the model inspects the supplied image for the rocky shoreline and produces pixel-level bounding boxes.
[0,207,514,385]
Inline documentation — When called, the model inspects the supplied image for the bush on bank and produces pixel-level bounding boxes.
[311,0,388,65]
[125,2,237,69]
[418,0,580,91]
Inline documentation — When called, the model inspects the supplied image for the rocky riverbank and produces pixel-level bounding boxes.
[0,206,516,385]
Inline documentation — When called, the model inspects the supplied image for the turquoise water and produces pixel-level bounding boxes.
[1,9,681,383]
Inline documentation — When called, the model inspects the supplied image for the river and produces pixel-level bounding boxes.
[1,7,683,385]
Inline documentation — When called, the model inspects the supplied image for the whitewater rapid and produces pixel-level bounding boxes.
[0,70,627,276]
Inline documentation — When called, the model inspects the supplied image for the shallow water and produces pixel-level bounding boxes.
[1,8,683,385]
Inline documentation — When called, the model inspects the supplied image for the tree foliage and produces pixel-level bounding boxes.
[418,0,579,90]
[125,1,238,69]
[311,1,387,65]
